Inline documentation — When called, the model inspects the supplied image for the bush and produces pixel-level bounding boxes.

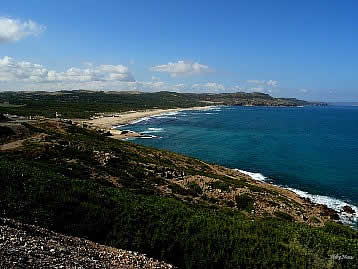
[185,182,203,196]
[0,126,15,137]
[168,182,190,195]
[235,194,254,211]
[274,211,294,222]
[210,181,230,192]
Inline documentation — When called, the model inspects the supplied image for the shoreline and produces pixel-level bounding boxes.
[236,169,358,226]
[75,105,357,226]
[75,105,217,139]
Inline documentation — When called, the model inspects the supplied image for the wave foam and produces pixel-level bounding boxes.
[129,111,180,124]
[154,116,178,119]
[130,116,151,124]
[286,187,358,224]
[153,111,179,117]
[235,169,357,225]
[141,127,164,134]
[111,125,124,129]
[139,135,158,139]
[235,169,268,181]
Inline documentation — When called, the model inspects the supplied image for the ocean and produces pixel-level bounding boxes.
[119,105,358,225]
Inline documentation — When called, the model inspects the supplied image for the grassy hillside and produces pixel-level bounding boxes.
[0,120,356,268]
[0,90,318,119]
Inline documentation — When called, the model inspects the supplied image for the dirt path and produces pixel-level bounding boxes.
[0,134,46,151]
[0,139,26,151]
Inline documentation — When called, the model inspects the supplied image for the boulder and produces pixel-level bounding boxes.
[0,113,10,122]
[319,205,340,220]
[342,205,355,214]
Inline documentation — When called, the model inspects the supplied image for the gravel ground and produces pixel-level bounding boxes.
[0,218,174,269]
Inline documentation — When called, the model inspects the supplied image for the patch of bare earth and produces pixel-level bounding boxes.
[0,134,47,151]
[0,139,26,151]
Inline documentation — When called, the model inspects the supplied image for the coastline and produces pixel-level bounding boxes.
[237,169,358,226]
[75,105,217,139]
[75,105,357,226]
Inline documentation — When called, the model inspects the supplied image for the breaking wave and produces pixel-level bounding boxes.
[235,169,357,225]
[141,127,165,134]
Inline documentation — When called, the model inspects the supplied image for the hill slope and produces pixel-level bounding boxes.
[0,90,323,119]
[0,120,356,268]
[0,218,174,268]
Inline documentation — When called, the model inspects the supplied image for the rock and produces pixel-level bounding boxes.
[103,131,113,136]
[0,113,11,122]
[319,205,340,220]
[0,218,175,269]
[342,205,355,214]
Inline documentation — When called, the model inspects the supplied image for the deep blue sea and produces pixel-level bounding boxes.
[120,106,358,224]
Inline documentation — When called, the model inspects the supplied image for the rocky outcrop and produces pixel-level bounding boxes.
[342,205,356,214]
[317,204,340,220]
[0,113,11,122]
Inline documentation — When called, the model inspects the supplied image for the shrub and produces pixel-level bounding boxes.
[185,182,203,196]
[0,126,15,137]
[210,181,230,192]
[274,211,294,222]
[235,194,254,211]
[168,182,190,196]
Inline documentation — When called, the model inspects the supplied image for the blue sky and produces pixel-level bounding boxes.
[0,0,357,101]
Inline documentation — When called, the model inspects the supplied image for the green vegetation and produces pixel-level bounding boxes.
[235,194,254,211]
[0,90,320,119]
[0,126,15,137]
[168,182,192,196]
[274,211,294,222]
[209,181,230,192]
[0,121,356,268]
[1,156,357,268]
[185,182,203,196]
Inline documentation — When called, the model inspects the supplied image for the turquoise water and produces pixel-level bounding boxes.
[122,106,358,222]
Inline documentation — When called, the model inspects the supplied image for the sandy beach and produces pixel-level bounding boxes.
[76,106,216,139]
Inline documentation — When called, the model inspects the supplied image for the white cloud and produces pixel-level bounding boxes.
[0,56,134,83]
[150,60,212,77]
[299,89,308,93]
[83,62,94,68]
[191,82,225,92]
[232,85,245,91]
[0,17,45,43]
[0,58,189,92]
[98,64,129,74]
[247,79,279,87]
[0,57,283,95]
[174,83,185,88]
[247,80,265,84]
[266,80,279,87]
[247,86,265,93]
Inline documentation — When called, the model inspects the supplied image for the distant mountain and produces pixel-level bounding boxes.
[330,102,358,106]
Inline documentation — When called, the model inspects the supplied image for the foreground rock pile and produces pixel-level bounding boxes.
[0,218,174,269]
